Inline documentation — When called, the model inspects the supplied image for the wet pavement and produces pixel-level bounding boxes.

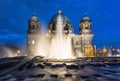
[0,56,120,81]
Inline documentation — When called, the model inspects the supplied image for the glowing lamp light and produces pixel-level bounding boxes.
[17,50,21,54]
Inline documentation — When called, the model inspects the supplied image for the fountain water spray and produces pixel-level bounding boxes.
[48,13,74,59]
[36,10,79,59]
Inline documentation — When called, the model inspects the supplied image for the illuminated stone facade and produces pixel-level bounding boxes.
[27,15,41,55]
[27,10,94,57]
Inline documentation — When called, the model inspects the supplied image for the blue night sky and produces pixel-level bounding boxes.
[0,0,120,48]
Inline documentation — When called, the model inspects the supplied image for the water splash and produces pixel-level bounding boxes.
[48,14,74,59]
[36,13,76,59]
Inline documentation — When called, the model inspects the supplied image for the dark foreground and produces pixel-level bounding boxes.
[0,56,120,81]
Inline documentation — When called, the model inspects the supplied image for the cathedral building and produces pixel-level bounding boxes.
[27,10,94,57]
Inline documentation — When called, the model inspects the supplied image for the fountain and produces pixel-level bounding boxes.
[34,10,91,59]
[49,13,74,59]
[36,10,75,59]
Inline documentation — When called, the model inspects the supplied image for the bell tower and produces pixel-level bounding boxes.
[27,15,40,55]
[80,15,94,57]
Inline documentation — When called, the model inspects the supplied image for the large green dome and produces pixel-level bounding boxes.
[48,10,74,34]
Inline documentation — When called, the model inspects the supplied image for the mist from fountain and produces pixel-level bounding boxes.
[0,47,17,58]
[36,35,50,57]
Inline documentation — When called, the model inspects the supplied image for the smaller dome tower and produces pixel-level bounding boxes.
[27,14,41,55]
[79,14,94,57]
[80,15,92,34]
[28,15,40,34]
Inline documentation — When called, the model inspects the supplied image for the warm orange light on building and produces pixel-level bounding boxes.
[88,46,94,57]
[103,48,108,54]
[82,46,94,57]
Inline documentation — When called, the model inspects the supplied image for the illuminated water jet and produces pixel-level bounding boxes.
[48,14,74,59]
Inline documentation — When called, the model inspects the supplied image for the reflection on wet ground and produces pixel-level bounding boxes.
[0,56,120,81]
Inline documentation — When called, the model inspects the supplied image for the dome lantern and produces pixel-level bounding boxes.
[58,9,62,14]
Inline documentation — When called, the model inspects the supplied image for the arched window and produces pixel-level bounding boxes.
[31,25,35,29]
